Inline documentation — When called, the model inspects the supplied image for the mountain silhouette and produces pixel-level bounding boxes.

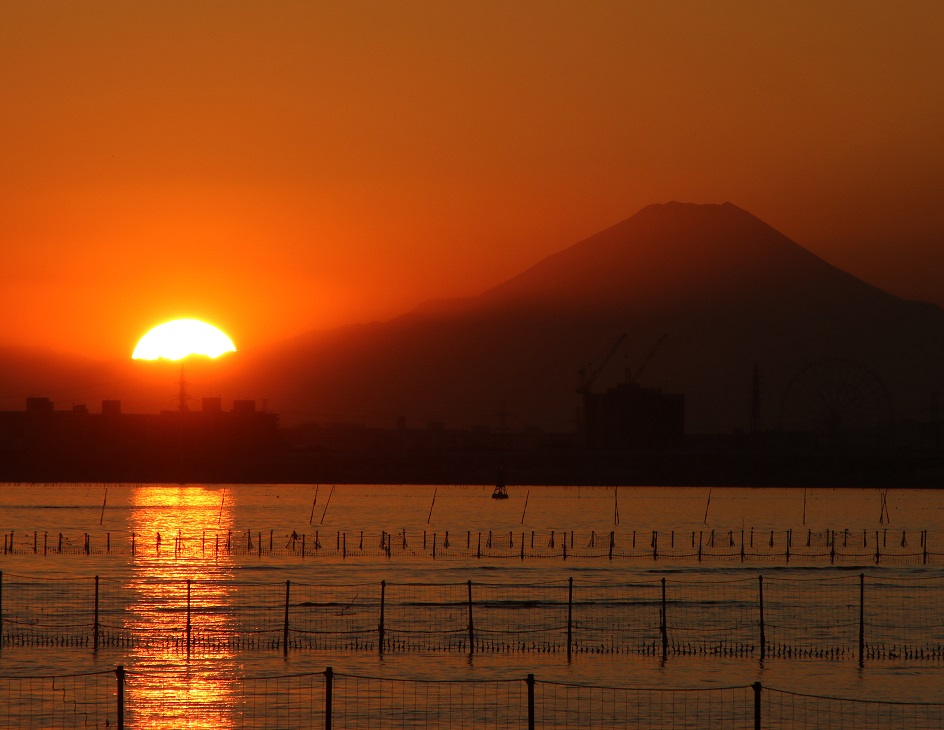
[219,202,944,434]
[3,202,942,436]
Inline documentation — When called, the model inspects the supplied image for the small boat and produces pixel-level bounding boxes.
[492,468,509,499]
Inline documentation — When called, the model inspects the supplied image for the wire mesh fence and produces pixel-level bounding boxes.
[2,525,943,564]
[7,572,944,662]
[763,687,944,729]
[533,680,756,729]
[3,667,944,729]
[329,671,528,729]
[0,669,120,729]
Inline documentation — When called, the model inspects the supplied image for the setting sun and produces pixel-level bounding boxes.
[132,319,236,360]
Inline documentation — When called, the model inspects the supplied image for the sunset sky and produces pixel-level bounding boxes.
[2,2,942,360]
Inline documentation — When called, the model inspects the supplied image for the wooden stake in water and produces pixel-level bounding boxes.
[521,490,530,525]
[427,487,437,525]
[218,489,225,526]
[320,485,335,524]
[309,485,320,525]
[703,488,712,524]
[613,487,620,526]
[99,487,107,525]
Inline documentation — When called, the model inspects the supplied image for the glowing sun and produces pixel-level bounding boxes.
[132,319,236,360]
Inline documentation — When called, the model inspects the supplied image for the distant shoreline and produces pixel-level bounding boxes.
[1,449,940,488]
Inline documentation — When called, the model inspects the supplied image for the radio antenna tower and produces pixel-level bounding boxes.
[178,363,189,412]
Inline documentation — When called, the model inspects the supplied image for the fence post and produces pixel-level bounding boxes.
[758,575,765,661]
[186,579,192,656]
[608,531,614,560]
[283,580,291,656]
[660,577,667,661]
[115,665,125,730]
[567,577,573,661]
[379,580,386,655]
[467,580,475,655]
[526,673,535,730]
[324,666,334,730]
[93,576,100,653]
[752,681,761,730]
[859,573,865,667]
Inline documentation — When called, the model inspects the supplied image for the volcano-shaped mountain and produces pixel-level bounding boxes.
[221,202,944,435]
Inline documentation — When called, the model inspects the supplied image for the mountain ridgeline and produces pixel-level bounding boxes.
[4,202,943,437]
[228,202,943,435]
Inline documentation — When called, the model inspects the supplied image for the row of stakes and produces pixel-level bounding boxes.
[0,527,935,562]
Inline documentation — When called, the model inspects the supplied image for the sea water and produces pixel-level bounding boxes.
[0,483,942,726]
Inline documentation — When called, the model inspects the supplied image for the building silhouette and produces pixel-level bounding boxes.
[0,396,280,482]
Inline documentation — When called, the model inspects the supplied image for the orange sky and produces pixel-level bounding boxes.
[2,2,942,359]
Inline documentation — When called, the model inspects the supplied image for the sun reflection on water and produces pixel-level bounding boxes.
[125,485,238,729]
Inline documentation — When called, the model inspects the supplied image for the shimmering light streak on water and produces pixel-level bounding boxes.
[124,485,239,729]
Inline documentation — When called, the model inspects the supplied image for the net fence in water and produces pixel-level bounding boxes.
[763,687,944,729]
[662,577,760,657]
[330,672,528,729]
[534,680,755,729]
[4,667,944,729]
[0,669,118,729]
[4,525,944,564]
[572,579,661,654]
[7,572,944,662]
[764,575,861,659]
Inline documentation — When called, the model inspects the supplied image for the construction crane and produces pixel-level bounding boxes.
[627,333,668,385]
[577,333,628,395]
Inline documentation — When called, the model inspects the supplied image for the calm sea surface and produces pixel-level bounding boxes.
[1,483,943,726]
